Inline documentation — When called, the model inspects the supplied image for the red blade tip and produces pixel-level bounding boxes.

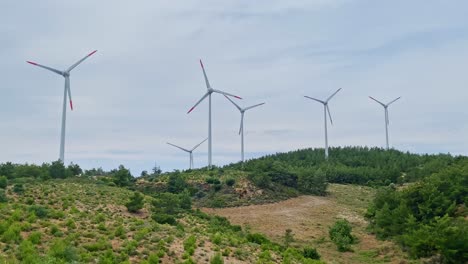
[88,50,97,56]
[69,101,74,110]
[27,61,38,65]
[234,96,242,99]
[187,106,195,114]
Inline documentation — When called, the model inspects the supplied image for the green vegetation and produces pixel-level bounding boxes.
[329,219,356,252]
[0,146,466,263]
[367,160,468,263]
[125,191,145,213]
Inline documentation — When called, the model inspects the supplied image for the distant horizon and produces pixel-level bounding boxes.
[2,145,464,176]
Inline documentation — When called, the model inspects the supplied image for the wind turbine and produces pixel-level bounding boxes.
[167,138,208,169]
[27,50,97,162]
[187,60,242,169]
[369,96,401,150]
[224,95,265,163]
[304,88,342,159]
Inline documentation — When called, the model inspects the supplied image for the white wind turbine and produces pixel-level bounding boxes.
[187,60,242,169]
[27,50,97,162]
[304,88,342,159]
[369,96,401,150]
[167,138,208,169]
[224,95,265,163]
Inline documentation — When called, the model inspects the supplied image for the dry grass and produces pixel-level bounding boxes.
[202,183,420,264]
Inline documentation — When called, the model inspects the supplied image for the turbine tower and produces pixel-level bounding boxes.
[304,88,342,159]
[187,60,242,169]
[167,138,208,169]
[224,95,265,163]
[27,50,97,162]
[369,96,401,150]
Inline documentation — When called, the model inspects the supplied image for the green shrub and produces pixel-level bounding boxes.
[28,205,49,219]
[246,233,270,245]
[329,219,355,252]
[126,192,145,213]
[18,240,38,263]
[210,253,224,264]
[153,214,176,225]
[48,239,78,262]
[206,177,221,185]
[283,229,294,247]
[115,225,125,238]
[225,178,235,187]
[13,183,25,194]
[147,253,159,264]
[0,176,7,189]
[303,247,321,260]
[0,189,7,203]
[28,231,42,244]
[184,235,197,256]
[213,184,222,192]
[2,222,21,243]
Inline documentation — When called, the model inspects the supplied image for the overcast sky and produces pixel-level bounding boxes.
[1,1,467,174]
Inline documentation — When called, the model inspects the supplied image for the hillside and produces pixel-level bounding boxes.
[1,147,467,263]
[0,178,324,263]
[203,184,415,264]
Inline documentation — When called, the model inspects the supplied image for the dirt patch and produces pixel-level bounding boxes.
[202,187,411,264]
[203,195,335,242]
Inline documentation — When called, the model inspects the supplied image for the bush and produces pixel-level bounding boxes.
[19,240,38,263]
[0,176,7,189]
[28,231,42,244]
[210,253,224,264]
[153,214,177,225]
[28,205,49,219]
[13,183,25,194]
[297,168,328,195]
[206,177,221,185]
[225,178,235,187]
[246,233,270,245]
[168,172,186,193]
[329,219,355,252]
[0,189,7,203]
[112,165,133,187]
[126,192,145,213]
[2,223,22,243]
[303,247,321,260]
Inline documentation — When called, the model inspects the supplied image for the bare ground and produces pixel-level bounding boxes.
[202,184,415,264]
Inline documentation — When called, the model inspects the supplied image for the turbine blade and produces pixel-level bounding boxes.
[387,96,401,106]
[304,96,325,104]
[67,50,97,72]
[65,77,73,110]
[326,88,342,102]
[191,138,208,151]
[327,105,334,125]
[26,61,63,75]
[187,92,210,114]
[212,89,242,99]
[167,142,190,152]
[244,102,265,111]
[223,95,242,111]
[369,96,385,107]
[199,59,211,89]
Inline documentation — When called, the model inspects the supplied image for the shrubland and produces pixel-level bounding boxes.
[0,146,466,263]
